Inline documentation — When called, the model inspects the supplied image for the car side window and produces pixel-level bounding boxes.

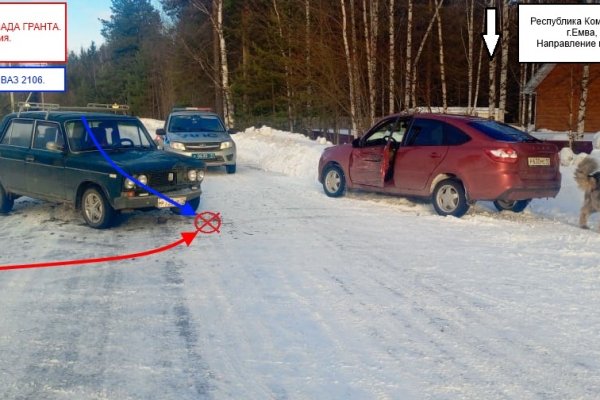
[405,119,444,146]
[363,118,398,147]
[443,123,471,146]
[0,120,34,148]
[32,122,64,151]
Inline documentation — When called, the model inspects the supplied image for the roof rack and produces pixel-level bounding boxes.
[17,101,61,118]
[87,103,130,111]
[16,102,131,118]
[17,101,60,111]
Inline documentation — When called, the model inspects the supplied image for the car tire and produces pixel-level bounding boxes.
[171,197,200,214]
[322,164,346,198]
[81,187,115,229]
[432,179,469,217]
[0,184,14,214]
[226,164,236,174]
[493,199,531,213]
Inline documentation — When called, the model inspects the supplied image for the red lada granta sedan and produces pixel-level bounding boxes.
[318,113,561,217]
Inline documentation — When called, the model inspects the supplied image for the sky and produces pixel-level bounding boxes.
[67,0,113,52]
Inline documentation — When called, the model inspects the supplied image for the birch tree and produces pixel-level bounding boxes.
[191,0,235,127]
[272,0,293,131]
[403,0,413,110]
[305,0,312,117]
[576,64,590,140]
[410,0,444,109]
[466,0,475,114]
[362,0,379,124]
[388,0,395,114]
[498,0,509,122]
[488,0,497,120]
[436,1,447,112]
[340,0,358,136]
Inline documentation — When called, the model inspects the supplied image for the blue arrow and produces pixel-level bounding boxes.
[81,116,197,216]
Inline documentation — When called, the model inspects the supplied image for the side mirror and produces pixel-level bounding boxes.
[228,128,239,135]
[46,142,65,152]
[352,138,360,148]
[156,128,166,136]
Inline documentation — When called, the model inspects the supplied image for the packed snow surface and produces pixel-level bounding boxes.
[0,120,599,399]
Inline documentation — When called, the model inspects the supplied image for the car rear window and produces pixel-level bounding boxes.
[469,121,540,143]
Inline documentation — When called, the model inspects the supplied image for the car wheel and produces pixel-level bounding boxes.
[171,197,200,214]
[226,164,236,174]
[322,164,346,197]
[432,179,469,217]
[0,184,14,214]
[493,199,531,213]
[81,187,115,229]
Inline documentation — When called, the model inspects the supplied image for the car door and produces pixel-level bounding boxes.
[26,121,66,199]
[393,118,449,192]
[0,119,34,194]
[349,116,405,187]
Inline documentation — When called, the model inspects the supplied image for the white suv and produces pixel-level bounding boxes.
[157,108,237,174]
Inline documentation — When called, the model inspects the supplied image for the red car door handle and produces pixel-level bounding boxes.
[429,153,441,158]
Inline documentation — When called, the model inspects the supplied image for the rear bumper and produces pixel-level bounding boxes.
[113,186,202,210]
[497,184,561,201]
[467,172,562,201]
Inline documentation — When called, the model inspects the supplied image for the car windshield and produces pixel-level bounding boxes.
[168,114,225,133]
[469,120,540,143]
[65,119,155,152]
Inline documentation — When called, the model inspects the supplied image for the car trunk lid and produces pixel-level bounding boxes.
[514,142,559,180]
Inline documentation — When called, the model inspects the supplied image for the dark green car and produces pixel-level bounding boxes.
[0,111,205,228]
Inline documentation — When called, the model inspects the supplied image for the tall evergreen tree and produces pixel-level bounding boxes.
[100,0,165,116]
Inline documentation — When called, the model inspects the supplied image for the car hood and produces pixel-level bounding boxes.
[167,131,231,143]
[67,149,204,174]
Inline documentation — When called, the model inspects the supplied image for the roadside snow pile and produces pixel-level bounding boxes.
[139,118,163,135]
[234,126,332,182]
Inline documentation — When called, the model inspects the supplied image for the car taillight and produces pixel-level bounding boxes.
[485,148,518,163]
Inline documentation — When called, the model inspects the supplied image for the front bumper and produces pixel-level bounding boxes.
[165,147,236,166]
[113,186,202,210]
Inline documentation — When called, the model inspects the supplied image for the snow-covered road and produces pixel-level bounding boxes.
[2,162,600,399]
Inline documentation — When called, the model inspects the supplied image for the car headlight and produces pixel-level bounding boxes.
[137,174,148,186]
[187,169,197,182]
[196,169,205,181]
[124,178,135,190]
[170,142,186,151]
[220,140,234,150]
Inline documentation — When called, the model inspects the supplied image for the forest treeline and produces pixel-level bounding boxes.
[0,0,574,134]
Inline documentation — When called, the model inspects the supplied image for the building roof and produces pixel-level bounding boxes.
[522,64,556,95]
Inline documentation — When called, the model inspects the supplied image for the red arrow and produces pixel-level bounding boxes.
[0,231,199,272]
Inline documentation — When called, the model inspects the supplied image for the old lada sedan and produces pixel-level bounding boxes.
[0,111,205,228]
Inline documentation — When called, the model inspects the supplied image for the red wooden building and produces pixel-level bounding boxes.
[524,63,600,133]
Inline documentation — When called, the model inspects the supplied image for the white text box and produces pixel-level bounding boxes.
[520,4,600,62]
[0,67,66,92]
[0,3,67,63]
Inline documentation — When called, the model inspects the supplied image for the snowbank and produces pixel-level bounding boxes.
[139,118,163,135]
[233,126,332,182]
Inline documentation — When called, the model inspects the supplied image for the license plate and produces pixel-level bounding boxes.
[528,157,550,166]
[192,153,215,160]
[157,197,186,208]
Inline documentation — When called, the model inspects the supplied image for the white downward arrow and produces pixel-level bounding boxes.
[483,8,500,58]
